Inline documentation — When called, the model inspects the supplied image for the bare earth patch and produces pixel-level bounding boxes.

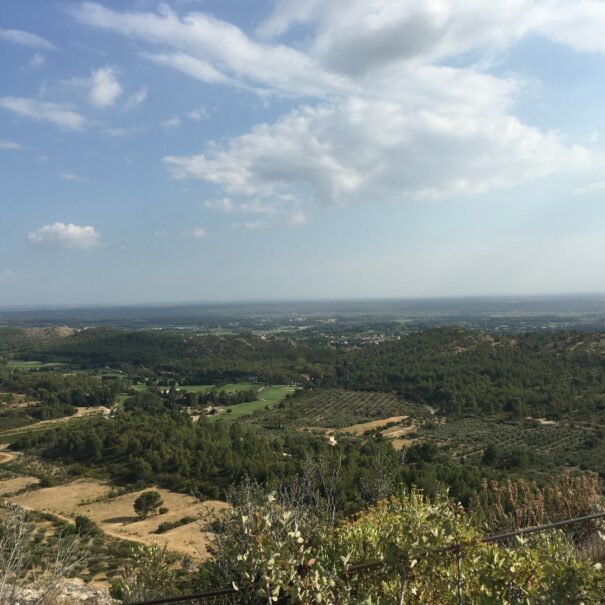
[339,416,409,436]
[9,479,226,558]
[381,424,416,438]
[526,416,558,426]
[0,451,17,464]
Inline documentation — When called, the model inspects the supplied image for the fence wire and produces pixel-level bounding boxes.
[127,512,605,605]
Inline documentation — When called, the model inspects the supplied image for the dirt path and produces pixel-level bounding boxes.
[0,407,109,441]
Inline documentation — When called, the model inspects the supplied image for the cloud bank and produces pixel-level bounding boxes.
[74,0,605,207]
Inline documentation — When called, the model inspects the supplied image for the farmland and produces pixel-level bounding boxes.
[244,388,426,431]
[5,322,605,597]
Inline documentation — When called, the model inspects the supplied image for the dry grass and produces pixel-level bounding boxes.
[8,479,227,558]
[0,476,39,496]
[390,438,417,450]
[339,415,409,436]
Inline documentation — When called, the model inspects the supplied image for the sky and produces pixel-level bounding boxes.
[2,1,605,306]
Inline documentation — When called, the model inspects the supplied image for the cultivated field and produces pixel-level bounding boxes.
[245,389,425,430]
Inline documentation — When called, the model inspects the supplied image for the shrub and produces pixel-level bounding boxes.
[134,491,164,518]
[198,488,605,604]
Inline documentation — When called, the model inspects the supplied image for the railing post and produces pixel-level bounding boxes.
[455,544,462,605]
[397,568,407,605]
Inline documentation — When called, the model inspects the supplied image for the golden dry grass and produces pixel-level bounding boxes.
[339,415,409,436]
[8,479,226,558]
[0,476,39,496]
[390,437,417,450]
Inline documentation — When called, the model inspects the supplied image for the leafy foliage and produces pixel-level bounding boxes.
[198,489,605,604]
[133,491,164,518]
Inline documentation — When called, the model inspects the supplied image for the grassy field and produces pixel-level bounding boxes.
[129,382,260,394]
[211,385,297,422]
[176,382,259,393]
[7,479,226,558]
[7,360,67,370]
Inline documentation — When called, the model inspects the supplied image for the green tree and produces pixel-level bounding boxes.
[134,491,164,518]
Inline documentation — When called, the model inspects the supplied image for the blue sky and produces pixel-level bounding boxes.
[2,1,605,306]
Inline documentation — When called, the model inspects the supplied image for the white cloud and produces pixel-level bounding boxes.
[187,105,209,120]
[143,52,240,87]
[75,0,605,207]
[203,197,235,212]
[0,28,55,50]
[60,173,87,182]
[124,87,147,110]
[203,197,281,214]
[89,66,122,107]
[30,53,46,67]
[28,223,100,250]
[258,1,605,71]
[161,116,181,128]
[0,269,14,281]
[165,96,591,204]
[0,139,23,150]
[73,2,352,96]
[289,211,307,225]
[0,97,85,130]
[573,181,605,195]
[187,227,207,238]
[238,200,281,214]
[103,126,143,137]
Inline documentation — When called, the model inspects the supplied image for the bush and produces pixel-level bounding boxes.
[134,491,164,518]
[75,515,101,536]
[155,516,196,534]
[198,488,605,604]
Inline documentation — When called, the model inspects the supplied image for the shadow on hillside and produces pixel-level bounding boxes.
[103,515,139,524]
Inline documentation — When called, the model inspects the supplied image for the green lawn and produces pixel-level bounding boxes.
[210,385,297,422]
[7,361,67,370]
[176,382,259,393]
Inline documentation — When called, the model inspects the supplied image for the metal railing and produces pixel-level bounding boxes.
[127,511,605,605]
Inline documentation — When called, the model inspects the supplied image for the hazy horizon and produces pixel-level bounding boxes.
[4,1,605,305]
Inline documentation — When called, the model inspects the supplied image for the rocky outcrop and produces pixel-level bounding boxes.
[8,579,117,605]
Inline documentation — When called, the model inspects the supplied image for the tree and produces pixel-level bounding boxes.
[134,491,164,518]
[0,503,88,604]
